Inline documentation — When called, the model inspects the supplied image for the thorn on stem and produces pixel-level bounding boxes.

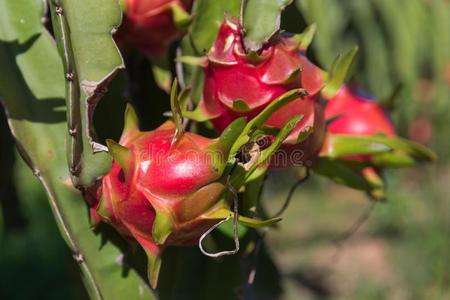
[70,165,80,176]
[66,72,74,81]
[75,253,84,263]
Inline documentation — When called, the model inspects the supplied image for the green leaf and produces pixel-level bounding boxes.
[183,106,213,122]
[105,139,131,174]
[321,134,392,158]
[145,250,162,290]
[258,125,281,137]
[296,125,313,143]
[122,103,140,139]
[169,78,184,144]
[327,54,342,81]
[168,2,192,30]
[0,0,154,298]
[369,135,437,162]
[206,208,281,228]
[209,117,247,172]
[243,0,293,52]
[371,151,416,168]
[314,158,373,191]
[237,214,282,228]
[217,220,249,239]
[230,89,308,156]
[322,134,436,168]
[232,98,251,112]
[48,0,125,188]
[322,46,358,98]
[152,209,174,245]
[293,22,317,50]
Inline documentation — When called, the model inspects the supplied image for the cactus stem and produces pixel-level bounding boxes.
[2,96,101,299]
[41,0,49,26]
[52,0,83,184]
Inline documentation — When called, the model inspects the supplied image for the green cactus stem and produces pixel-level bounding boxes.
[0,0,154,298]
[48,0,125,189]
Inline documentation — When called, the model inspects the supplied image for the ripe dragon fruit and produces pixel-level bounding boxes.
[325,85,395,137]
[322,84,396,163]
[92,84,304,288]
[316,85,396,198]
[183,17,327,168]
[314,84,436,199]
[117,0,192,56]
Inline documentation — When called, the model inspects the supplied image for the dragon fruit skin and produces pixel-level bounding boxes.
[198,18,326,168]
[321,84,396,175]
[117,0,192,56]
[325,85,396,137]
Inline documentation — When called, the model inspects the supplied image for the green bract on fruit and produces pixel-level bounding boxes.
[117,0,192,56]
[92,84,306,287]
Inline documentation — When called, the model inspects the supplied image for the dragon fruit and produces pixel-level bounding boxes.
[185,17,327,168]
[315,84,436,198]
[316,85,396,198]
[322,84,396,162]
[325,85,395,137]
[117,0,192,56]
[93,84,304,287]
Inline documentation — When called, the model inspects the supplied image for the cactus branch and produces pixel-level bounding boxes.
[52,1,82,178]
[49,0,125,188]
[1,97,102,299]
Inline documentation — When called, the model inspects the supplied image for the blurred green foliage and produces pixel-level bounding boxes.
[292,0,450,161]
[0,0,448,299]
[0,151,88,300]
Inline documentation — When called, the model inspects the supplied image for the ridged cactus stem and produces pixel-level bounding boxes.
[0,98,101,299]
[52,1,83,180]
[48,0,124,189]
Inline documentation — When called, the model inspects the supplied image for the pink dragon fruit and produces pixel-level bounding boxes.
[317,85,396,197]
[117,0,192,56]
[314,84,436,198]
[322,84,396,162]
[93,85,304,287]
[186,17,327,168]
[325,85,395,137]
